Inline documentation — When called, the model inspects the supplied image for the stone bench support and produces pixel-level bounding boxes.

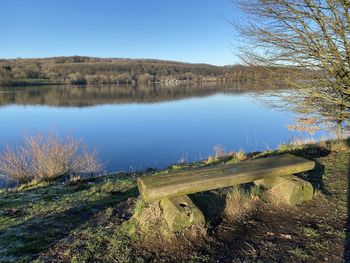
[254,175,314,205]
[160,195,205,232]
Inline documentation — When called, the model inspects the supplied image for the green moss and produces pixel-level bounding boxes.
[160,195,205,232]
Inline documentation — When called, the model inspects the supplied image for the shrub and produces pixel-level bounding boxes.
[0,146,33,183]
[329,140,349,152]
[235,149,247,161]
[0,134,103,184]
[205,156,217,165]
[213,144,227,158]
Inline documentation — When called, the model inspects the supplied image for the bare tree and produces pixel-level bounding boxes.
[234,0,350,138]
[0,65,12,85]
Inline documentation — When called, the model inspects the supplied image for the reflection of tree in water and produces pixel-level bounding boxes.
[0,81,268,107]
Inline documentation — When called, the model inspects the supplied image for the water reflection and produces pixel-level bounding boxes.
[0,82,255,107]
[0,82,324,173]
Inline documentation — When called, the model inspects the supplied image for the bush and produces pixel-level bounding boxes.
[213,144,227,158]
[235,149,247,161]
[0,146,33,183]
[0,134,102,184]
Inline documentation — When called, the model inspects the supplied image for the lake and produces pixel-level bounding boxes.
[0,82,327,173]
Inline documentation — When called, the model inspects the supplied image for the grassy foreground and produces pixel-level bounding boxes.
[0,140,349,262]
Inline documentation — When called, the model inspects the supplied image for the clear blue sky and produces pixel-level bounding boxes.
[0,0,239,65]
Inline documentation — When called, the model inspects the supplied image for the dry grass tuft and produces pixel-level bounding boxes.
[129,198,207,250]
[0,133,103,184]
[235,149,247,161]
[132,200,174,242]
[329,140,349,152]
[224,186,260,222]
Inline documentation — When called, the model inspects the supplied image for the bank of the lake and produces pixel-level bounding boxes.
[1,140,349,262]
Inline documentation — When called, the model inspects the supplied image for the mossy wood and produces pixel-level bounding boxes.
[137,154,315,202]
[160,195,205,232]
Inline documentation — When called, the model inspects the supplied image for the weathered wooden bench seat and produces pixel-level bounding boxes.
[137,154,315,231]
[138,154,315,202]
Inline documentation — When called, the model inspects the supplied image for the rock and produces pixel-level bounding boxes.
[160,195,205,232]
[255,175,314,205]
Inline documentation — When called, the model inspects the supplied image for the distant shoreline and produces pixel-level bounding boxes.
[0,78,232,87]
[0,56,286,87]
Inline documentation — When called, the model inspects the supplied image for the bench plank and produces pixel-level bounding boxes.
[137,154,315,202]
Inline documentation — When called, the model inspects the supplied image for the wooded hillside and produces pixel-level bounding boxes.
[0,56,278,86]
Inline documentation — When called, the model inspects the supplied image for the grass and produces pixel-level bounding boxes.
[223,186,260,222]
[0,174,138,262]
[303,226,319,238]
[290,247,310,260]
[67,224,138,263]
[0,139,349,262]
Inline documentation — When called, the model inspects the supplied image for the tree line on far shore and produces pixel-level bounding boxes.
[0,56,294,86]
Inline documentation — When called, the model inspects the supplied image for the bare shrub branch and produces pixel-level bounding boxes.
[213,144,227,158]
[0,134,103,184]
[0,146,33,183]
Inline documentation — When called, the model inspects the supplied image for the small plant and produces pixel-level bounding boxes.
[205,156,217,165]
[69,175,82,185]
[302,226,319,238]
[329,140,349,152]
[224,186,259,222]
[235,149,247,161]
[278,143,302,152]
[289,247,309,260]
[213,144,227,158]
[332,229,346,239]
[0,133,103,184]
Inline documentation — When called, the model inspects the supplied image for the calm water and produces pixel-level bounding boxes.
[0,83,326,173]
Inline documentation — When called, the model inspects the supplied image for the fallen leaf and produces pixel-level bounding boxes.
[280,234,292,239]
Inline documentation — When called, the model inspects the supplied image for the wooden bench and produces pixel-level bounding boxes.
[137,154,315,231]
